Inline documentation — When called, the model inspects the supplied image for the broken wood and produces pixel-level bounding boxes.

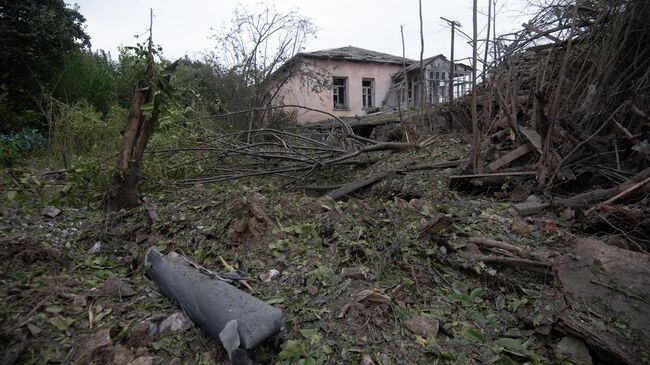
[513,201,550,216]
[556,166,650,207]
[486,144,533,172]
[586,176,650,214]
[468,236,546,262]
[327,171,393,200]
[459,252,551,274]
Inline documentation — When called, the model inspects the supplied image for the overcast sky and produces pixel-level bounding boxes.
[68,0,534,65]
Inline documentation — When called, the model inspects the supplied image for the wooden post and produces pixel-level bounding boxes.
[483,0,492,79]
[449,21,455,104]
[471,0,481,173]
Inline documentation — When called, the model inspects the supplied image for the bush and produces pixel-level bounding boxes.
[49,101,125,166]
[0,129,46,166]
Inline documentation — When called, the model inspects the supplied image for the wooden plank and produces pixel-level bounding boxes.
[519,126,542,152]
[486,144,533,172]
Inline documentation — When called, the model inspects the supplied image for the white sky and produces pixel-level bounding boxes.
[68,0,535,65]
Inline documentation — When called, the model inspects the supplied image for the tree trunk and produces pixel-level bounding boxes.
[106,79,152,210]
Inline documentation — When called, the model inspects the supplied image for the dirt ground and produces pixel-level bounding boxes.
[1,133,648,364]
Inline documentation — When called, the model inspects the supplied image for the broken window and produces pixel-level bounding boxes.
[333,77,347,109]
[362,79,374,109]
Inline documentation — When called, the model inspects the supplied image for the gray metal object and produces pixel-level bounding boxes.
[144,248,284,359]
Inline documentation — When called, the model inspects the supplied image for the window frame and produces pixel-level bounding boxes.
[332,77,348,110]
[362,78,375,110]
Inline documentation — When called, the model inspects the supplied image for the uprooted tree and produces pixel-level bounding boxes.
[106,11,178,210]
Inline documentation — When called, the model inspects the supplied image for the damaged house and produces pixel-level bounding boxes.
[386,55,473,109]
[273,46,473,124]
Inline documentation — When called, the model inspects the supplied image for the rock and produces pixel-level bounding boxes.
[74,327,115,364]
[561,207,576,220]
[27,323,42,336]
[88,241,102,254]
[305,285,318,296]
[127,356,157,365]
[103,277,137,298]
[354,289,391,305]
[512,218,534,235]
[555,336,592,365]
[376,353,390,365]
[61,292,87,307]
[341,267,366,280]
[134,348,150,358]
[168,358,182,365]
[260,269,280,283]
[128,320,156,347]
[41,206,61,218]
[360,354,375,365]
[158,312,192,336]
[404,316,439,337]
[111,345,134,365]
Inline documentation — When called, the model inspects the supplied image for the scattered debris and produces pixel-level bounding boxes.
[341,267,366,280]
[260,269,280,283]
[73,327,115,364]
[555,336,592,365]
[404,316,439,337]
[102,277,137,298]
[87,241,102,254]
[41,206,61,218]
[158,312,192,336]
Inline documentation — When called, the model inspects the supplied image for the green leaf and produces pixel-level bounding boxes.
[469,287,485,302]
[278,340,305,360]
[462,327,486,343]
[494,338,527,357]
[6,191,17,201]
[495,295,506,311]
[45,306,64,314]
[49,316,75,331]
[300,328,318,339]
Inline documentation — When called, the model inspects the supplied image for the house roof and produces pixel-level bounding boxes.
[297,46,413,66]
[404,54,473,73]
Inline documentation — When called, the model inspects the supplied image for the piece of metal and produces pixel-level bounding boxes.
[144,248,284,359]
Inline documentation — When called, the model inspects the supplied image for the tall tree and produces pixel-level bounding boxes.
[211,4,317,128]
[0,0,90,132]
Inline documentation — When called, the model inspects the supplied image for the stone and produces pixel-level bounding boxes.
[41,206,61,218]
[158,312,192,336]
[111,345,134,365]
[555,336,592,365]
[360,354,375,365]
[128,320,156,347]
[103,277,137,298]
[127,356,156,365]
[512,218,534,235]
[305,285,318,296]
[27,323,42,336]
[404,316,439,337]
[88,241,102,254]
[168,358,182,365]
[341,267,366,279]
[74,327,115,364]
[61,292,87,307]
[260,269,280,283]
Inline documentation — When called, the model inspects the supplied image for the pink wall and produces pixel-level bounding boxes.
[277,58,402,124]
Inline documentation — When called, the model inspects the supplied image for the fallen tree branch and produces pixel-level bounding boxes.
[468,236,546,262]
[556,166,650,207]
[459,252,551,274]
